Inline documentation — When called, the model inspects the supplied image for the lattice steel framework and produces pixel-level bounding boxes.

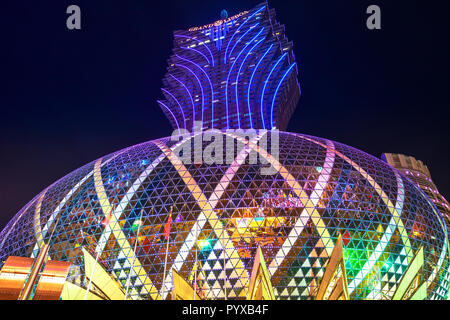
[1,132,449,300]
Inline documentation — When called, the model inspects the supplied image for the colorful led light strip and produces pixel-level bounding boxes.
[260,53,287,129]
[227,23,260,61]
[235,36,265,129]
[169,74,195,131]
[248,44,274,129]
[30,150,129,258]
[180,46,210,65]
[175,54,214,129]
[223,5,265,64]
[347,171,405,295]
[270,62,296,128]
[174,63,205,130]
[225,28,264,129]
[155,138,257,299]
[161,88,186,129]
[174,34,214,66]
[33,188,48,251]
[158,100,180,131]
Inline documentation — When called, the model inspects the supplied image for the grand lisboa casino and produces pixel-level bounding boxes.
[0,3,449,301]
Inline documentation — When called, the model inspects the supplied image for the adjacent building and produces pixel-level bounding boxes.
[382,153,450,226]
[0,3,449,300]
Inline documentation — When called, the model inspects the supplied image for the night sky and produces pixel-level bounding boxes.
[1,0,449,230]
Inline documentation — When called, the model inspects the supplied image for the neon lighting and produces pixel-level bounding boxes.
[197,239,212,249]
[175,54,215,129]
[270,62,296,128]
[10,3,450,302]
[223,5,265,64]
[154,139,251,299]
[225,28,264,129]
[10,130,450,301]
[267,139,336,277]
[162,88,186,129]
[180,46,210,65]
[174,34,214,66]
[347,171,405,295]
[29,150,130,258]
[175,63,204,130]
[227,23,260,60]
[158,100,179,130]
[260,53,287,129]
[188,10,249,32]
[235,36,265,129]
[169,74,195,131]
[92,159,160,300]
[247,44,273,129]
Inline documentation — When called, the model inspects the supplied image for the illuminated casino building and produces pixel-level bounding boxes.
[0,3,449,300]
[159,3,300,131]
[382,153,450,228]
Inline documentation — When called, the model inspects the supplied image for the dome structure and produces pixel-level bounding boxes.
[1,131,449,300]
[1,3,449,301]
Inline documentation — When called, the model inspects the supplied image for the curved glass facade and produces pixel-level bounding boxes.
[1,132,449,300]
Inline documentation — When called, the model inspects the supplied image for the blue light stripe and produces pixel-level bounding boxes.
[162,88,187,129]
[169,74,195,131]
[270,63,296,128]
[158,100,179,130]
[223,5,265,64]
[247,44,273,129]
[235,37,265,129]
[175,63,205,130]
[175,34,214,66]
[260,53,287,129]
[175,54,215,129]
[227,23,259,60]
[225,28,265,129]
[180,46,210,65]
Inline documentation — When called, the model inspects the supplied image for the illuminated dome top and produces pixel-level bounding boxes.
[0,131,448,300]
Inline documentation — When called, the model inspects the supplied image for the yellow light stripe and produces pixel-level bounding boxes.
[226,132,335,254]
[30,150,129,259]
[393,246,424,300]
[93,159,160,300]
[33,188,48,250]
[154,140,250,298]
[295,134,414,262]
[302,133,449,296]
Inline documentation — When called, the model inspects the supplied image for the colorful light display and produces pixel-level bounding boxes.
[159,2,300,131]
[0,132,449,300]
[0,3,449,301]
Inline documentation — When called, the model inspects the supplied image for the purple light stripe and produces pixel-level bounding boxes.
[175,34,214,66]
[169,74,195,131]
[235,36,265,129]
[248,44,273,129]
[162,88,187,129]
[175,63,205,130]
[270,63,296,128]
[158,100,180,130]
[175,54,215,129]
[223,5,266,64]
[180,46,210,65]
[227,23,260,60]
[260,52,287,129]
[225,28,264,129]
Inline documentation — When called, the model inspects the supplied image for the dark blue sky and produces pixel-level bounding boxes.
[1,0,449,229]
